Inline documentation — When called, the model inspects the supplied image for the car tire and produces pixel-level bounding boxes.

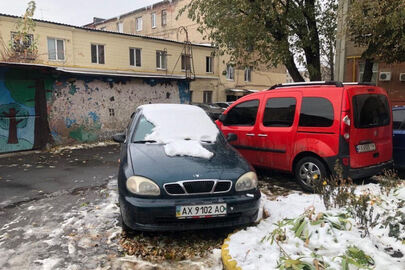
[294,156,328,193]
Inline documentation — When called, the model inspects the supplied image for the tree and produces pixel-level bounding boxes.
[179,0,338,82]
[347,0,405,82]
[0,104,28,144]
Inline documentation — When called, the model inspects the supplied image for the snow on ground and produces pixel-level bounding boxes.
[50,141,117,153]
[141,104,219,159]
[227,183,405,270]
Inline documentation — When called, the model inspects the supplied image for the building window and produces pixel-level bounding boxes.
[359,62,378,83]
[206,56,213,73]
[181,54,191,71]
[244,67,252,82]
[91,44,105,64]
[117,22,123,33]
[156,50,167,69]
[109,108,115,117]
[11,32,33,53]
[151,13,156,28]
[136,17,143,31]
[161,10,167,26]
[129,48,141,67]
[47,38,65,61]
[226,64,234,80]
[203,91,213,104]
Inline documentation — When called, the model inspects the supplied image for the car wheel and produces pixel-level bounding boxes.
[294,156,327,192]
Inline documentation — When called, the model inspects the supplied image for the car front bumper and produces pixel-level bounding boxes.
[120,191,261,231]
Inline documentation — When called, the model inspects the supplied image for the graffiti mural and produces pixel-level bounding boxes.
[0,67,53,153]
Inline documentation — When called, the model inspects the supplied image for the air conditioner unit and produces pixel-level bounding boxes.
[379,72,391,81]
[400,73,405,82]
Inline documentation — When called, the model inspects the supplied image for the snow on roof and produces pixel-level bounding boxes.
[141,104,219,159]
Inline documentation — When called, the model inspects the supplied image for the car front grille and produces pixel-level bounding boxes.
[164,180,232,195]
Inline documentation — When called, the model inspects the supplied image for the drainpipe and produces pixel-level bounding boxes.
[335,0,349,82]
[347,56,361,82]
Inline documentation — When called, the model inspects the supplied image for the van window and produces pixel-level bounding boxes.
[393,109,405,130]
[352,94,390,128]
[299,97,334,127]
[263,97,296,127]
[224,99,259,126]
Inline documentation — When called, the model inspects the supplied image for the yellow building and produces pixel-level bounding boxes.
[0,13,222,152]
[85,0,286,102]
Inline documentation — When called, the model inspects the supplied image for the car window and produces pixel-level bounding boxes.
[299,97,334,127]
[352,94,390,128]
[224,99,259,126]
[263,97,296,127]
[393,109,405,130]
[133,116,155,141]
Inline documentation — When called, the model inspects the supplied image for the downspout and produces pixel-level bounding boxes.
[347,56,361,82]
[335,0,349,82]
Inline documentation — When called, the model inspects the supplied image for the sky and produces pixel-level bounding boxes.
[0,0,162,26]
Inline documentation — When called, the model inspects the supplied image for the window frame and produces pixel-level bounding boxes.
[161,10,167,26]
[226,64,234,81]
[47,37,65,61]
[181,54,191,71]
[136,17,143,31]
[206,56,213,73]
[156,50,167,70]
[203,91,213,104]
[11,32,33,53]
[129,47,142,67]
[244,67,252,82]
[91,44,105,64]
[151,12,156,28]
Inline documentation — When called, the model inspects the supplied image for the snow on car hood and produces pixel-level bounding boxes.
[141,104,219,159]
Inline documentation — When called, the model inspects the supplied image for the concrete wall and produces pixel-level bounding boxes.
[48,75,194,144]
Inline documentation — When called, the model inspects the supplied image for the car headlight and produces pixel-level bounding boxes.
[126,176,160,196]
[235,171,258,192]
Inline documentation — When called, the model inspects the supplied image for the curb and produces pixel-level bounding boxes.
[221,234,242,270]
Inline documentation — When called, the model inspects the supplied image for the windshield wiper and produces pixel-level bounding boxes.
[133,140,157,143]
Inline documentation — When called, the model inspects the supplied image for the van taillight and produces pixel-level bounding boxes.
[341,113,351,140]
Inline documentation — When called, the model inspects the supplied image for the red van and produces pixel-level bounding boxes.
[216,82,393,191]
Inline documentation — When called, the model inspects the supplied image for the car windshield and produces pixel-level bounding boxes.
[132,116,156,143]
[352,94,390,128]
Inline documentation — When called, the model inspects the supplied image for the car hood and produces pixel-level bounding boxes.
[128,142,250,185]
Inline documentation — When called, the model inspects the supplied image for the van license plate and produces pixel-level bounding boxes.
[356,143,376,153]
[176,203,227,218]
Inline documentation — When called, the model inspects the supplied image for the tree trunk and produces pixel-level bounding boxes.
[7,108,18,144]
[362,58,374,82]
[284,54,304,82]
[33,80,53,149]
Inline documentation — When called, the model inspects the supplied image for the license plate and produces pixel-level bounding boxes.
[356,143,376,153]
[176,203,227,218]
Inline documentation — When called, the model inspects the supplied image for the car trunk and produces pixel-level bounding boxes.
[349,91,392,168]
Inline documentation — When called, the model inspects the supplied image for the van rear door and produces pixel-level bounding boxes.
[348,87,392,168]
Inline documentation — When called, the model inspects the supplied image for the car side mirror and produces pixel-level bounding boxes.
[227,133,237,142]
[113,133,126,143]
[218,113,227,123]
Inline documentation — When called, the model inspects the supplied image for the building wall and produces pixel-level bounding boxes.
[0,15,217,79]
[49,76,190,144]
[91,0,286,100]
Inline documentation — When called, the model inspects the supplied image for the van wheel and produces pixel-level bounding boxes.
[294,157,327,192]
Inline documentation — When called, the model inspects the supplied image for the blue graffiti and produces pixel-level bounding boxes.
[65,118,76,128]
[177,80,190,104]
[88,111,99,123]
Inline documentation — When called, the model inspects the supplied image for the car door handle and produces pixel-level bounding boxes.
[258,134,268,137]
[246,133,255,136]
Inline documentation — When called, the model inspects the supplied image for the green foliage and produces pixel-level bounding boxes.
[347,0,405,64]
[0,103,28,130]
[179,0,339,82]
[8,1,38,60]
[339,246,375,270]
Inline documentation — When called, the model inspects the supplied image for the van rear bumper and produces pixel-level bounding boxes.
[348,160,393,179]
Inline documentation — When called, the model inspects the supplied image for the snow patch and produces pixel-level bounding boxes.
[141,104,219,159]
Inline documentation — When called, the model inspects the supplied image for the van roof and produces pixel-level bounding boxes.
[268,81,376,91]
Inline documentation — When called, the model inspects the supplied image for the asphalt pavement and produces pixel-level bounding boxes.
[0,143,120,208]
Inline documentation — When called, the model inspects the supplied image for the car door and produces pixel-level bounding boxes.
[219,98,262,166]
[393,108,405,168]
[255,92,300,171]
